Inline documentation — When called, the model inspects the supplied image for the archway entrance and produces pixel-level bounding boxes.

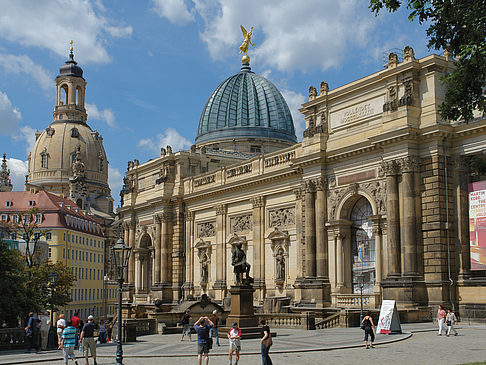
[351,197,375,294]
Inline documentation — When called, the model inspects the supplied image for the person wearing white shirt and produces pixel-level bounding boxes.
[39,311,50,350]
[56,314,67,346]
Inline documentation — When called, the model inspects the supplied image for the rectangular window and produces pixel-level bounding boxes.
[101,241,104,249]
[90,252,92,261]
[1,214,7,221]
[33,232,41,240]
[10,233,17,240]
[35,213,42,224]
[75,267,78,278]
[5,201,12,207]
[67,249,70,259]
[46,232,52,240]
[89,269,92,280]
[23,215,30,224]
[67,233,70,242]
[63,248,65,258]
[48,247,52,259]
[12,215,18,223]
[63,233,66,241]
[76,236,78,244]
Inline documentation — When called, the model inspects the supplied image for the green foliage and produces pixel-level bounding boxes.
[469,156,486,177]
[0,239,34,327]
[369,0,486,122]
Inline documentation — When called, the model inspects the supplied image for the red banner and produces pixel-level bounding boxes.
[469,180,486,270]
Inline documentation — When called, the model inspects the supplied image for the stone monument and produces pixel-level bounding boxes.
[226,242,259,330]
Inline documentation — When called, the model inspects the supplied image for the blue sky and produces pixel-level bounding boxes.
[0,0,433,207]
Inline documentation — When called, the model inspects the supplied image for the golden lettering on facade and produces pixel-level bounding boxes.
[194,174,216,187]
[264,151,296,168]
[226,164,252,178]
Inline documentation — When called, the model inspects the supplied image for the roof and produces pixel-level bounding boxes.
[196,63,297,145]
[0,191,103,236]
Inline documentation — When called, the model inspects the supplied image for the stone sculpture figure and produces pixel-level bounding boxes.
[276,250,285,281]
[231,242,252,285]
[201,255,209,283]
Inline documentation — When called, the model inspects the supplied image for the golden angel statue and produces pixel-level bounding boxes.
[239,25,255,56]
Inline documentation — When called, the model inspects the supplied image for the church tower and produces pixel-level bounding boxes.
[26,43,113,215]
[0,153,13,192]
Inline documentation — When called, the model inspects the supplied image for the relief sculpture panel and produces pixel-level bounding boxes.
[230,214,252,233]
[269,207,295,228]
[197,221,216,238]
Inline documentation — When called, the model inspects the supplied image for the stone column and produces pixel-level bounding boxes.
[371,217,383,292]
[128,221,136,284]
[135,251,142,293]
[184,211,195,291]
[214,204,227,299]
[305,180,316,278]
[259,200,265,286]
[336,232,345,288]
[293,188,305,279]
[251,196,264,288]
[455,156,470,279]
[382,160,401,277]
[315,178,328,279]
[400,157,419,276]
[154,215,162,283]
[161,213,170,284]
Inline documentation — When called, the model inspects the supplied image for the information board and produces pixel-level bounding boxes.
[469,180,486,270]
[376,299,402,334]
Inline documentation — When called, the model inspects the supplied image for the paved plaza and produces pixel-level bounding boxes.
[1,324,485,365]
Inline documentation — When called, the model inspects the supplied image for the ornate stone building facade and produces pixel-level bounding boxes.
[119,49,486,319]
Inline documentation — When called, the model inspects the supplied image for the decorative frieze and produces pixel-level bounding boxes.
[269,207,295,228]
[194,174,215,187]
[363,180,387,215]
[197,222,216,238]
[230,214,252,233]
[226,163,252,178]
[251,196,265,208]
[264,151,296,168]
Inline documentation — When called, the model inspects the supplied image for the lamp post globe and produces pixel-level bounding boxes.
[111,237,131,365]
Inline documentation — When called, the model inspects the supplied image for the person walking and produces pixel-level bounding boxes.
[209,310,220,346]
[180,310,192,342]
[80,315,97,365]
[57,314,67,346]
[361,311,376,349]
[60,320,79,365]
[194,316,214,365]
[260,319,272,365]
[71,312,81,349]
[25,312,40,353]
[98,319,107,343]
[446,309,458,336]
[437,304,447,336]
[227,322,241,365]
[39,311,50,350]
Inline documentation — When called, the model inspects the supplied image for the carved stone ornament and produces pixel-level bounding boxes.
[304,179,316,193]
[186,210,195,221]
[230,214,252,233]
[403,46,415,62]
[399,156,420,173]
[195,239,212,285]
[399,80,414,107]
[269,207,295,228]
[308,86,317,101]
[268,228,290,286]
[380,160,401,176]
[320,81,329,95]
[251,196,265,208]
[328,176,337,188]
[46,127,55,137]
[328,187,346,220]
[388,52,398,68]
[135,225,148,242]
[362,180,387,215]
[293,187,304,200]
[383,85,398,112]
[197,221,216,238]
[215,204,227,215]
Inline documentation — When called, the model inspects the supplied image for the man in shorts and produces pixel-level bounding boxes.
[80,315,97,365]
[60,320,79,365]
[180,310,192,341]
[194,316,214,365]
[227,322,241,365]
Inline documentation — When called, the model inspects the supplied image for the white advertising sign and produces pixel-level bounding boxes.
[376,299,402,334]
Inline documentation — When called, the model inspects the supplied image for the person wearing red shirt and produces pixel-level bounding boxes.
[227,322,242,365]
[70,312,81,348]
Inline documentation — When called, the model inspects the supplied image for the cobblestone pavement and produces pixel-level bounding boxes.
[1,324,485,365]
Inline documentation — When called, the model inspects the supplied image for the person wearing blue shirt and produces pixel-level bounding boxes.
[60,320,79,365]
[25,312,40,353]
[194,316,214,365]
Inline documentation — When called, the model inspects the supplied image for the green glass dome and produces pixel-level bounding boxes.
[196,64,297,146]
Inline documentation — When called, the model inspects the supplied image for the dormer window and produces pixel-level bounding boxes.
[12,214,19,223]
[40,148,49,169]
[71,127,79,138]
[35,213,42,224]
[5,201,12,207]
[28,200,35,207]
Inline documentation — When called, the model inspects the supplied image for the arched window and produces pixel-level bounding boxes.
[351,197,375,294]
[76,86,83,107]
[60,84,68,105]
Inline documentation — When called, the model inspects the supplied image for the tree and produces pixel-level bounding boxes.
[0,239,34,327]
[369,0,486,122]
[0,207,47,268]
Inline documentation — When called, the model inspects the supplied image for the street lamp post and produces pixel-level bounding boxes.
[47,271,58,349]
[111,237,131,365]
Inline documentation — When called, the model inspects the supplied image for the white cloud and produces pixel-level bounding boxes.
[86,103,116,127]
[152,0,195,24]
[280,89,306,141]
[0,0,132,64]
[0,53,53,90]
[138,128,192,154]
[108,165,123,195]
[6,158,28,191]
[189,0,377,72]
[0,91,21,134]
[13,126,36,157]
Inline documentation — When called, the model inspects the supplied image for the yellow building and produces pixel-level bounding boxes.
[0,190,117,320]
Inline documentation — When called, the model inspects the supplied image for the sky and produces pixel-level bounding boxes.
[0,0,433,208]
